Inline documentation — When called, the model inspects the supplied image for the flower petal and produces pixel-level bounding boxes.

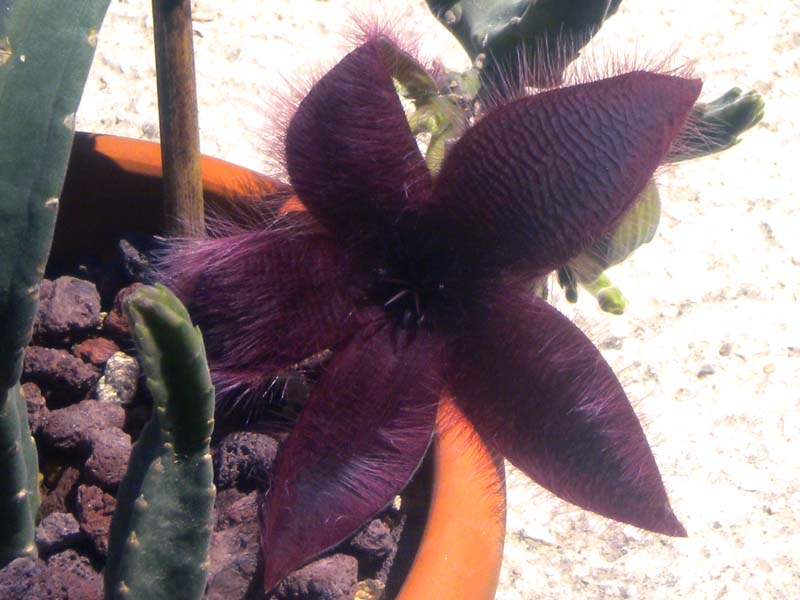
[261,317,444,592]
[447,285,685,536]
[430,72,701,277]
[285,39,432,253]
[161,216,362,416]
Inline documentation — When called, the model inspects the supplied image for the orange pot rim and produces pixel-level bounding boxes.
[61,132,507,599]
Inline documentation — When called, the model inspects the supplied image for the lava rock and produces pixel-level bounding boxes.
[0,556,46,599]
[39,465,81,517]
[33,277,102,345]
[213,487,248,530]
[84,427,132,491]
[349,519,395,562]
[117,235,159,283]
[22,346,100,403]
[95,351,139,405]
[41,549,102,600]
[21,382,48,435]
[214,431,279,490]
[40,399,125,454]
[215,489,258,529]
[274,554,359,600]
[75,485,116,557]
[103,282,145,339]
[35,512,84,556]
[206,492,261,600]
[72,337,120,367]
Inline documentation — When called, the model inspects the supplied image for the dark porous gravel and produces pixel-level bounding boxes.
[103,282,145,340]
[214,430,279,491]
[34,512,84,556]
[23,346,100,404]
[73,337,121,367]
[273,554,359,600]
[83,426,132,491]
[0,556,46,600]
[33,276,102,345]
[349,518,396,563]
[41,550,103,600]
[206,492,262,600]
[40,399,125,454]
[74,484,116,557]
[39,463,82,517]
[22,382,48,435]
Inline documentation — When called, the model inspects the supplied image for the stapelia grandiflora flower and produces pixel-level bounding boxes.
[165,38,701,591]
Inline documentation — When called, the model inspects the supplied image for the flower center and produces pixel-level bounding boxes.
[373,265,446,330]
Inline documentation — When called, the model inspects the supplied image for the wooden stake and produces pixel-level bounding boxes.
[152,0,204,237]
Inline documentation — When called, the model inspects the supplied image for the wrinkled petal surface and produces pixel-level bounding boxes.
[447,284,685,536]
[429,72,701,277]
[286,39,432,254]
[261,316,444,592]
[161,215,363,412]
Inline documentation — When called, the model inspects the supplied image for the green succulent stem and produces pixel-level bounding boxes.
[427,0,621,88]
[378,38,482,175]
[1,0,110,566]
[105,285,215,600]
[670,87,765,162]
[0,384,38,565]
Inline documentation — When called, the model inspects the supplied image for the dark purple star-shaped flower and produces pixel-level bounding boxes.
[165,38,701,591]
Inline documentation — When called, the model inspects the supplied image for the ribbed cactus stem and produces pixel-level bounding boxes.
[0,384,38,566]
[0,245,47,567]
[669,87,765,162]
[0,170,55,569]
[104,284,215,600]
[1,0,110,566]
[426,0,621,88]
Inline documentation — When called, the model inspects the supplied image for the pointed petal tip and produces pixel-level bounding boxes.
[671,520,689,538]
[656,506,688,538]
[627,500,686,538]
[262,552,285,597]
[449,288,689,541]
[640,69,703,118]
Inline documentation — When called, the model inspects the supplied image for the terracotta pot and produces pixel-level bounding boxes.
[57,132,506,599]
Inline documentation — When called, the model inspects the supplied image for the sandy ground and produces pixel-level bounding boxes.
[76,1,799,598]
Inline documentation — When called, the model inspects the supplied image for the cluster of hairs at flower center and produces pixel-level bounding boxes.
[372,263,447,330]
